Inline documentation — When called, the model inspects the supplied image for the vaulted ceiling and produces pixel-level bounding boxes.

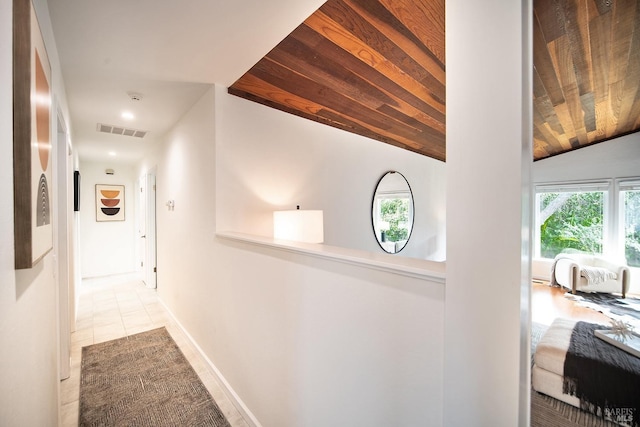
[533,0,640,160]
[229,0,640,162]
[229,0,446,161]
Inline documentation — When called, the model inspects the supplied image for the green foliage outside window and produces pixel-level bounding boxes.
[539,192,604,258]
[625,190,640,267]
[380,198,409,242]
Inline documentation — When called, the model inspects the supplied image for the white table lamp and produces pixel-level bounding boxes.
[273,206,324,243]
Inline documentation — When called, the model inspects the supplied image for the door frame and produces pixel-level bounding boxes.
[55,106,72,380]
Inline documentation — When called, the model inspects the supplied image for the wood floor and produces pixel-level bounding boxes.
[531,280,610,326]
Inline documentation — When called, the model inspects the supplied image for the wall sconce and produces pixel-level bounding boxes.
[273,205,324,243]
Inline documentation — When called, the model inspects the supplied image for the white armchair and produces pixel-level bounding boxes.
[552,253,630,298]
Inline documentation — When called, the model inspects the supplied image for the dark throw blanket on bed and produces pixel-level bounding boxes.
[563,321,640,426]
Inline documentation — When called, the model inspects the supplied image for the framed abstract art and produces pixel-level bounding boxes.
[13,0,53,269]
[96,185,125,222]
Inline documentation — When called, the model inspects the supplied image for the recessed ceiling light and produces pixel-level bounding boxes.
[108,151,116,156]
[121,111,134,120]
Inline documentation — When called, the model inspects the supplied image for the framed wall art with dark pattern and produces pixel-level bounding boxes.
[96,185,125,222]
[13,0,53,269]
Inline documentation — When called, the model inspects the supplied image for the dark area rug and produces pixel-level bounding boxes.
[531,391,618,427]
[79,327,230,427]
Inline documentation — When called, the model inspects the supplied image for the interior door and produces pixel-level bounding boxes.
[138,175,147,278]
[144,171,157,289]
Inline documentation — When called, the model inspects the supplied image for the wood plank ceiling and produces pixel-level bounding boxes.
[229,0,640,162]
[229,0,446,161]
[534,0,640,160]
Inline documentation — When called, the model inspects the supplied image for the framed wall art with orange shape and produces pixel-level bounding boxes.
[13,0,53,269]
[96,185,125,222]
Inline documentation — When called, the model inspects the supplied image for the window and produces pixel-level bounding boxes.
[620,181,640,267]
[535,179,640,268]
[535,182,609,259]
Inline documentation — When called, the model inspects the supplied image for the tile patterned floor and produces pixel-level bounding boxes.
[60,273,249,427]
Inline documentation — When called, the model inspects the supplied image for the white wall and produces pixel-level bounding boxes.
[79,161,137,278]
[533,132,640,183]
[1,0,71,424]
[138,87,217,303]
[139,86,446,426]
[216,87,447,261]
[210,241,445,427]
[445,0,530,426]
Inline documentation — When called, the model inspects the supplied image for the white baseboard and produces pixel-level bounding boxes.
[532,257,554,282]
[157,298,262,427]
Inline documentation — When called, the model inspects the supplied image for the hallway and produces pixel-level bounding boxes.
[59,274,248,426]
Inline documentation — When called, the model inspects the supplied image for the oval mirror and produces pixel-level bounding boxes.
[371,171,414,254]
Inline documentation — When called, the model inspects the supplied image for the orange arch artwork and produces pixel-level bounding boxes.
[96,184,125,221]
[12,0,54,269]
[35,48,51,227]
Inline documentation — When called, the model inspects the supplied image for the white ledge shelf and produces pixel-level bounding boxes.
[216,231,446,283]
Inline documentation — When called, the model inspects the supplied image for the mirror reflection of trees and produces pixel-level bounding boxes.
[372,171,414,254]
[380,198,409,242]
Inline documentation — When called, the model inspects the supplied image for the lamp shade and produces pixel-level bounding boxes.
[273,209,324,243]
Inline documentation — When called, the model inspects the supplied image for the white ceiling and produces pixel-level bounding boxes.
[47,0,326,164]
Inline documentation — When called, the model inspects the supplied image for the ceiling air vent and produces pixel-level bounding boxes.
[97,123,147,138]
